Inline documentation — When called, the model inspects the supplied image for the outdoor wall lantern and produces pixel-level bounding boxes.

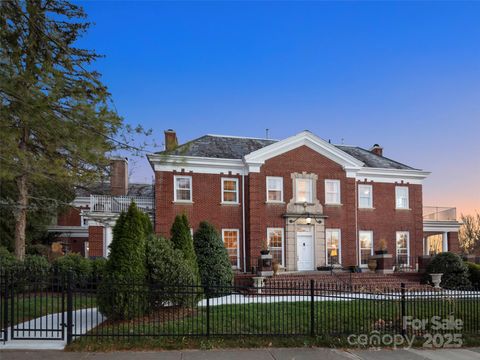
[288,203,323,224]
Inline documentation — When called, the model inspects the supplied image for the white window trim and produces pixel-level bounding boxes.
[358,184,373,209]
[396,231,410,266]
[395,186,409,209]
[325,228,342,265]
[221,177,239,204]
[325,179,341,205]
[266,176,284,203]
[174,175,193,202]
[358,230,374,267]
[267,227,285,266]
[222,229,240,268]
[295,178,313,203]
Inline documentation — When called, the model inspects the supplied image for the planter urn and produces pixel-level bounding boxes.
[430,273,443,289]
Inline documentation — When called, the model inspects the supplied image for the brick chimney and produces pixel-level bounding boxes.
[164,129,178,151]
[110,157,128,196]
[370,144,383,157]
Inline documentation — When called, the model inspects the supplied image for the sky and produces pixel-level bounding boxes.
[77,1,479,216]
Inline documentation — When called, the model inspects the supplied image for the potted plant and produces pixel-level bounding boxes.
[260,239,270,255]
[375,239,388,255]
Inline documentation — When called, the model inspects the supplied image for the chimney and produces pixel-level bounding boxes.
[110,157,128,196]
[164,129,178,151]
[370,144,383,157]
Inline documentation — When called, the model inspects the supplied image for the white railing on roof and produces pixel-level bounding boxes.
[90,195,154,214]
[423,206,457,221]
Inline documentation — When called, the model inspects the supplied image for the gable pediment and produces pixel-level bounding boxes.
[244,131,364,173]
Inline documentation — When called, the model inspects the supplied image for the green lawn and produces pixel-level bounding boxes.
[1,292,96,325]
[68,298,480,351]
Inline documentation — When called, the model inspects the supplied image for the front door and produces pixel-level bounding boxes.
[296,232,314,271]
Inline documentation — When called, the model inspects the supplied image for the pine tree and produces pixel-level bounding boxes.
[170,214,200,284]
[193,221,233,296]
[0,1,149,259]
[97,202,149,320]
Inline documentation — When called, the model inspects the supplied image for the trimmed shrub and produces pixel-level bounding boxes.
[146,235,201,307]
[466,262,480,289]
[90,257,107,280]
[0,246,18,271]
[22,255,51,278]
[97,202,149,320]
[171,214,200,283]
[27,244,50,257]
[426,253,472,289]
[193,221,233,296]
[53,253,92,285]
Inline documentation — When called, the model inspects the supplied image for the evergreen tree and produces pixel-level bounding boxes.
[170,214,200,283]
[0,1,150,259]
[97,202,149,320]
[193,221,233,296]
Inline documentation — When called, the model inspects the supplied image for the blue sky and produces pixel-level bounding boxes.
[78,1,479,215]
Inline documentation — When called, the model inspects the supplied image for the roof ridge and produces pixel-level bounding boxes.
[206,134,279,141]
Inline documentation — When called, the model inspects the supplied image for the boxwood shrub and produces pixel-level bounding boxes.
[53,253,92,286]
[425,252,472,289]
[466,262,480,289]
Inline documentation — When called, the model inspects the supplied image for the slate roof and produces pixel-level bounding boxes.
[156,134,416,170]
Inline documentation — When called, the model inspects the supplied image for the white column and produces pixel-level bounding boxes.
[442,232,448,252]
[103,225,113,258]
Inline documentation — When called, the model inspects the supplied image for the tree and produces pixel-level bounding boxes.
[193,221,233,296]
[170,214,200,282]
[0,178,74,250]
[459,213,480,255]
[0,1,149,259]
[146,235,200,307]
[97,202,149,320]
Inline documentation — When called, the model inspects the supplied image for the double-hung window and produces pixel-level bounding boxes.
[395,186,409,209]
[296,178,313,203]
[222,178,239,203]
[222,229,240,268]
[325,180,341,204]
[396,231,410,266]
[174,176,192,202]
[267,228,284,266]
[359,231,373,267]
[358,184,373,208]
[326,229,341,265]
[266,177,283,202]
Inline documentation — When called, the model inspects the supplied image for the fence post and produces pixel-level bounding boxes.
[401,283,406,337]
[206,286,210,337]
[2,272,8,342]
[66,272,73,345]
[310,279,315,336]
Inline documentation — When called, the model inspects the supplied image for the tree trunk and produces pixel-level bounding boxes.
[14,173,28,260]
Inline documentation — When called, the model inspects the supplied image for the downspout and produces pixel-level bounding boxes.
[242,173,247,273]
[354,179,359,266]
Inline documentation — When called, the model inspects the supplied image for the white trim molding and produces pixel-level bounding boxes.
[148,154,246,175]
[355,168,430,185]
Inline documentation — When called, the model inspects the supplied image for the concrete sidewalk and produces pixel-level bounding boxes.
[1,348,480,360]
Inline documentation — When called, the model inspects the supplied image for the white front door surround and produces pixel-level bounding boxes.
[296,231,314,271]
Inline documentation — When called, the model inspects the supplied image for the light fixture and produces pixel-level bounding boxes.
[305,217,312,225]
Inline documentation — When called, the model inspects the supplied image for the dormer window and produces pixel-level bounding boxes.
[296,178,312,203]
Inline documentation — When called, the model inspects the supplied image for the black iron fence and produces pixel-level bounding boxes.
[1,271,479,345]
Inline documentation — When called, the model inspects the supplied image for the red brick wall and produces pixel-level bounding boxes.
[155,171,245,266]
[448,232,460,253]
[57,207,81,226]
[88,226,104,257]
[154,145,425,271]
[356,181,424,263]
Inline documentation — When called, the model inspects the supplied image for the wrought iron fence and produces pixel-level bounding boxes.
[1,271,479,345]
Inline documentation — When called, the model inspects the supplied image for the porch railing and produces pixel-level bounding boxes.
[423,206,457,221]
[90,195,154,213]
